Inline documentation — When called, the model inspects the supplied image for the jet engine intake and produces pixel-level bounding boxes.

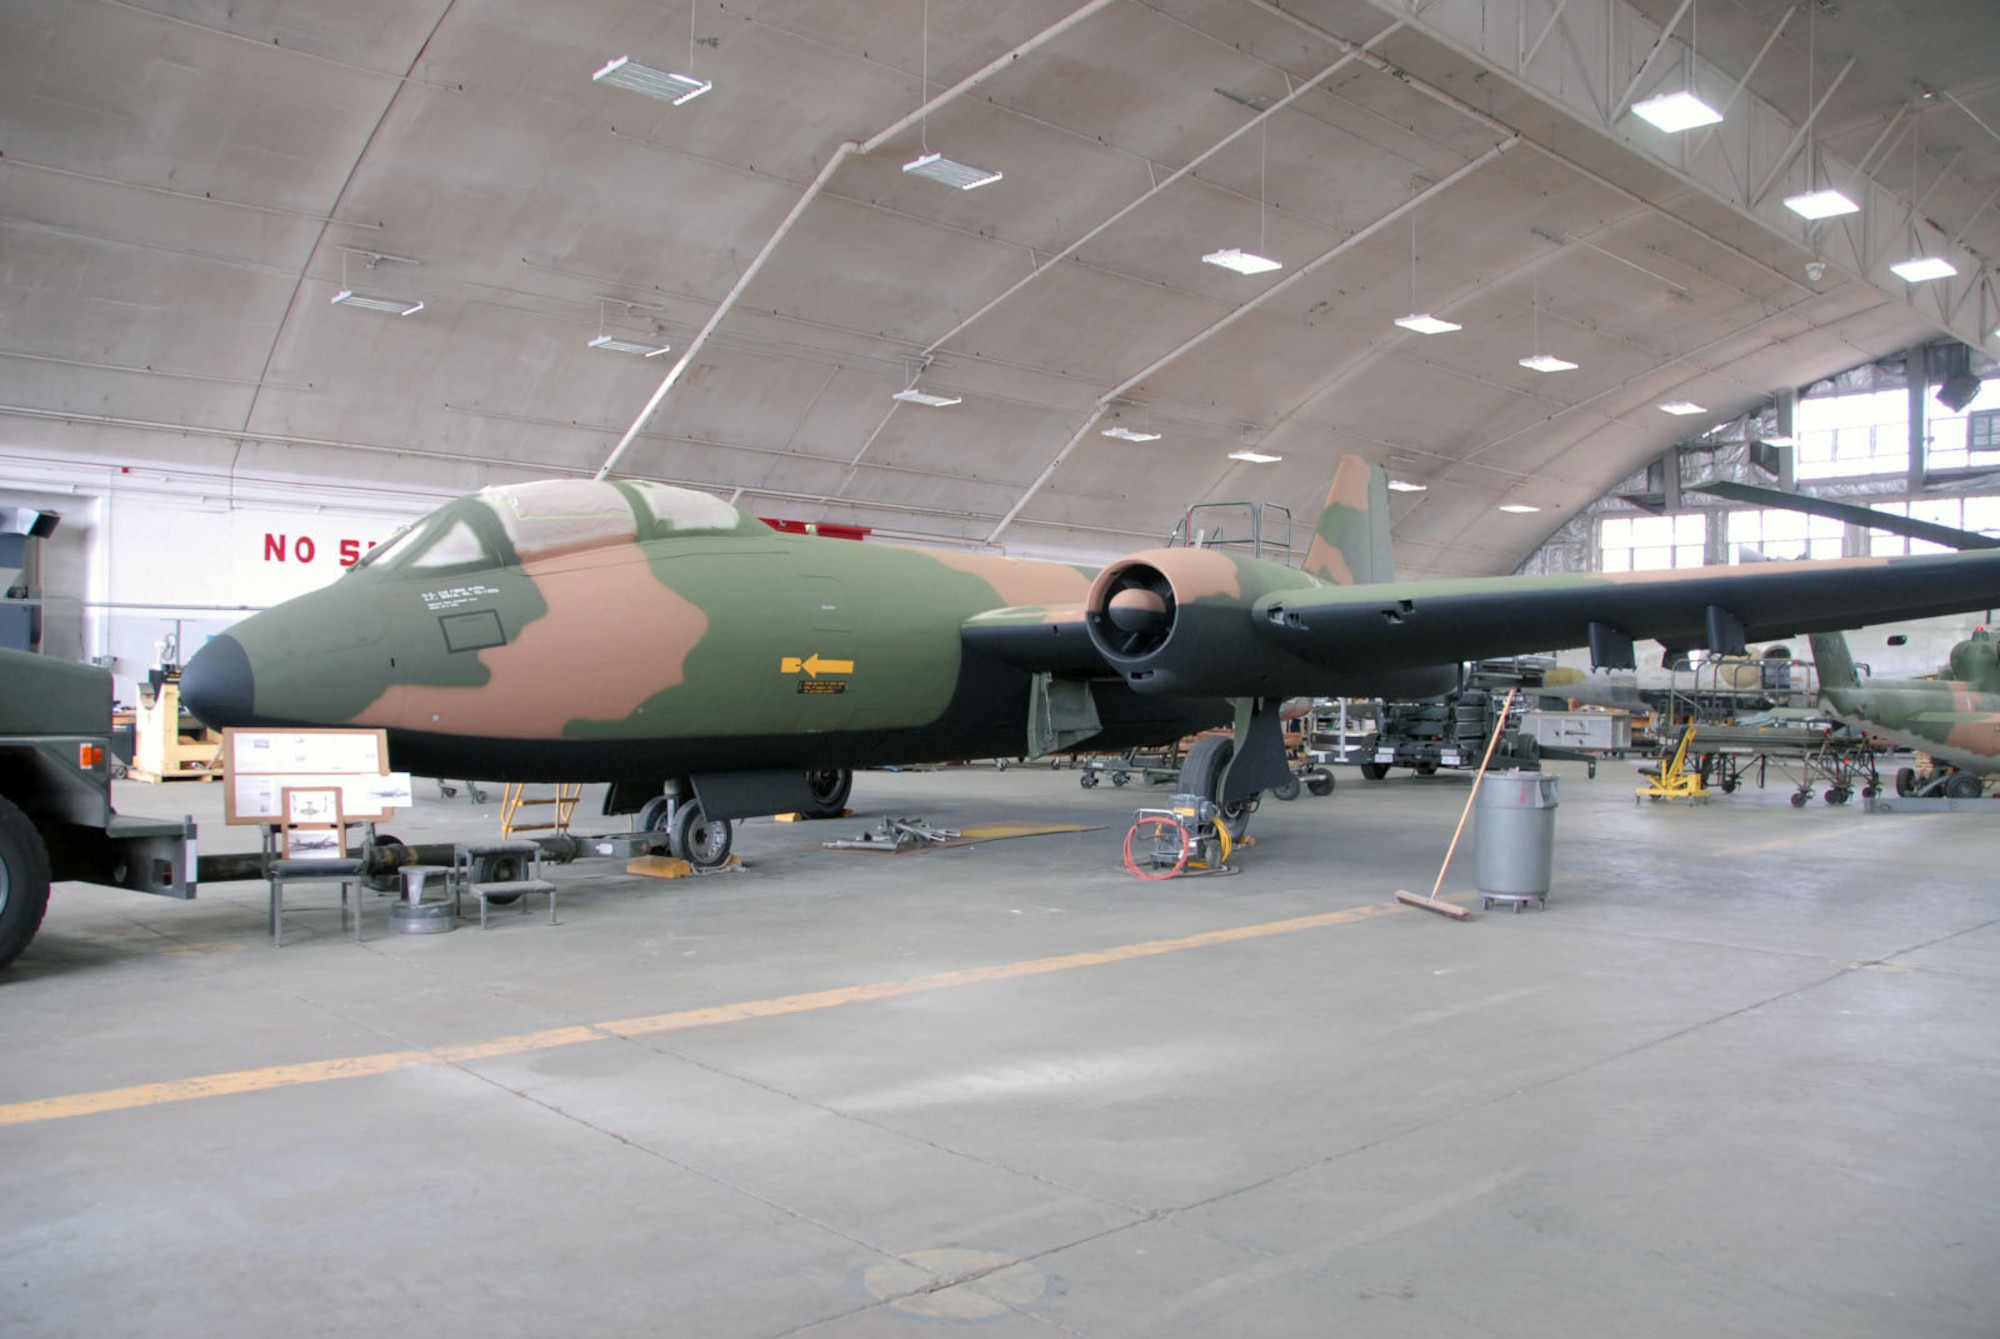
[1085,550,1305,696]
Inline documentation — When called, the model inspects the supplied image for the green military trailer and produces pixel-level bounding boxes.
[0,647,196,969]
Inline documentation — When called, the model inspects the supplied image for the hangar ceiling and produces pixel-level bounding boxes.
[3,0,1998,576]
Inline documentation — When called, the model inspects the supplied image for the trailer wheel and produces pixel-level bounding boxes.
[0,794,53,971]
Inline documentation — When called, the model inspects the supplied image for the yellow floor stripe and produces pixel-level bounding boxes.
[0,900,1424,1127]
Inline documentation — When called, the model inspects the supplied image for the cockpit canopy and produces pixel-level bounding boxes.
[353,479,767,573]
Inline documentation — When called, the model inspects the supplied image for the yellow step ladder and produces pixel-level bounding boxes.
[500,783,583,838]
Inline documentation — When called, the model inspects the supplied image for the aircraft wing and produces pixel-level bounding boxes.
[970,548,2000,699]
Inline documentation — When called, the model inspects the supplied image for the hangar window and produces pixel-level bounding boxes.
[1598,513,1703,571]
[1795,389,1907,480]
[1862,496,2000,556]
[1726,508,1843,562]
[1927,383,2000,471]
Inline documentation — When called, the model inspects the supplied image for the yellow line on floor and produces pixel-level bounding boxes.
[1,900,1424,1127]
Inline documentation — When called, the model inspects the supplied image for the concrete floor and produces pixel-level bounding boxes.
[4,757,1997,1337]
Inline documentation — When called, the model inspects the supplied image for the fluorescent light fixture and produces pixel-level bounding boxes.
[892,388,961,408]
[1759,433,1797,447]
[1890,256,1957,283]
[593,57,711,105]
[1631,89,1724,132]
[331,290,423,316]
[1101,426,1162,442]
[1658,400,1707,415]
[1518,353,1578,373]
[589,334,672,358]
[1203,248,1283,276]
[903,153,1003,190]
[1498,503,1541,513]
[1783,188,1859,220]
[1386,479,1428,492]
[1227,449,1282,464]
[1394,313,1462,335]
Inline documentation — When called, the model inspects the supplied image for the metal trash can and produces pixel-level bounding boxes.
[1474,769,1559,910]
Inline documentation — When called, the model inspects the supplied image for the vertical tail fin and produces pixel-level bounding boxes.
[1302,455,1394,585]
[1809,632,1858,692]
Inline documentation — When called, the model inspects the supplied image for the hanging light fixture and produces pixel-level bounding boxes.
[1394,208,1460,334]
[1205,118,1282,275]
[330,251,423,316]
[1783,3,1859,219]
[592,1,712,105]
[1889,110,1959,283]
[1631,0,1723,132]
[1518,270,1576,372]
[892,387,961,408]
[1228,448,1282,464]
[587,302,671,357]
[1890,256,1958,283]
[902,0,1001,190]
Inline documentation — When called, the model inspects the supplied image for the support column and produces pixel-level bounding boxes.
[1908,343,1930,490]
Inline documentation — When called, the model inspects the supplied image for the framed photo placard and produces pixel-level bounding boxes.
[279,786,346,859]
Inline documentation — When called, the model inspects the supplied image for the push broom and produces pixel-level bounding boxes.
[1395,687,1518,920]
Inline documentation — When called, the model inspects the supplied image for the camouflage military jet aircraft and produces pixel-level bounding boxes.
[1812,629,2000,798]
[180,456,2000,864]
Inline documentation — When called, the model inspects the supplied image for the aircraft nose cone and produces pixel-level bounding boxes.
[180,633,255,728]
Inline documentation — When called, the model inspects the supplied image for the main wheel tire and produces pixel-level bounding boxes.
[637,795,671,833]
[1179,735,1233,804]
[802,769,853,819]
[0,794,53,971]
[669,800,734,868]
[1178,735,1257,835]
[1944,771,1983,800]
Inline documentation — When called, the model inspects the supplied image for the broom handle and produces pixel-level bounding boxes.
[1426,688,1519,902]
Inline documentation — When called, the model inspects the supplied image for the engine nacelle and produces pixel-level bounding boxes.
[1085,549,1314,697]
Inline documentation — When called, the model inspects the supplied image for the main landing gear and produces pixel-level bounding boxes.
[637,793,734,869]
[635,767,856,869]
[1122,701,1294,879]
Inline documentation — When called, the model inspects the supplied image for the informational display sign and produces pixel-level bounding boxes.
[222,728,409,825]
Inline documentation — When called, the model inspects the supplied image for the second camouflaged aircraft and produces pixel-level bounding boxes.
[1813,628,2000,798]
[181,457,2000,864]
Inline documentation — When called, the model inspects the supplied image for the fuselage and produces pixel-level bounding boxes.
[178,478,1223,781]
[1819,679,2000,773]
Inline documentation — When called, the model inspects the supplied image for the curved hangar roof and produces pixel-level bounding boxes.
[4,0,1998,576]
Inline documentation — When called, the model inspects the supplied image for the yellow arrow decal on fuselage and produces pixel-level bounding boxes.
[781,653,856,678]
